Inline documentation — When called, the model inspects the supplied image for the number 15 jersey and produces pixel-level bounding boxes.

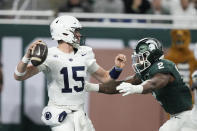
[37,46,99,106]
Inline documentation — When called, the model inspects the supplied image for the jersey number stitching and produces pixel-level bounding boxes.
[60,66,85,93]
[157,62,164,69]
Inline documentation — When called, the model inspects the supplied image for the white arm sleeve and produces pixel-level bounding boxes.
[86,48,100,74]
[85,81,99,92]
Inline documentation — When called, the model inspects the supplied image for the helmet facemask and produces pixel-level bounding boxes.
[132,37,164,73]
[70,28,85,48]
[73,28,86,46]
[132,51,151,73]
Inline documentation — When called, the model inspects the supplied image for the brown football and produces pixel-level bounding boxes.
[31,42,48,66]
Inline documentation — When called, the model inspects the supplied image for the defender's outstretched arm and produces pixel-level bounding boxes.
[85,74,142,94]
[117,73,174,96]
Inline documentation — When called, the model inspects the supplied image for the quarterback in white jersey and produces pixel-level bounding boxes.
[14,15,126,131]
[38,46,99,106]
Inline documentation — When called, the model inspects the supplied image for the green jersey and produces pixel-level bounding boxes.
[138,59,192,114]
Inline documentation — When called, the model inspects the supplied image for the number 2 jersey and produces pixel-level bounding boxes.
[137,59,192,114]
[37,46,99,106]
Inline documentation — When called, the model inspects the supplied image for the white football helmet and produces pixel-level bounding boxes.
[50,15,82,48]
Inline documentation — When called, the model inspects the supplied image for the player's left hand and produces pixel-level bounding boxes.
[115,54,126,68]
[116,82,143,96]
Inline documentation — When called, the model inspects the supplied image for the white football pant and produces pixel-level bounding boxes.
[159,107,197,131]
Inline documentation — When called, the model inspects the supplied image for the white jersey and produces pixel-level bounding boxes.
[37,46,99,106]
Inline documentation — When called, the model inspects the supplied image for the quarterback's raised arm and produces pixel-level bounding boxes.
[91,54,126,83]
[14,40,45,81]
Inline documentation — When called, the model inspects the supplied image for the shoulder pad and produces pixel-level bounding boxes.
[77,46,94,55]
[48,47,56,53]
[78,46,93,52]
[148,59,175,77]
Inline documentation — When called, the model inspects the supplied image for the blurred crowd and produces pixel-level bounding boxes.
[0,0,197,25]
[0,0,197,15]
[54,0,197,25]
[54,0,197,15]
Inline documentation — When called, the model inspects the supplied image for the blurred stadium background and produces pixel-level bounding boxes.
[0,0,197,131]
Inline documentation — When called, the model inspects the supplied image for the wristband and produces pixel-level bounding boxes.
[109,66,123,79]
[22,56,30,64]
[15,67,26,76]
[136,85,143,94]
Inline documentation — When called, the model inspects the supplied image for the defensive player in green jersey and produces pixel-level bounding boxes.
[85,37,197,131]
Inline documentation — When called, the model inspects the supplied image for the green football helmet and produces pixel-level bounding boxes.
[132,37,164,73]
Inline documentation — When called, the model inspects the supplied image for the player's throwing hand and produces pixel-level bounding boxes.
[25,40,43,58]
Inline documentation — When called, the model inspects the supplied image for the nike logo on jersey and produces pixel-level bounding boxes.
[36,46,41,56]
[81,53,87,56]
[53,55,58,58]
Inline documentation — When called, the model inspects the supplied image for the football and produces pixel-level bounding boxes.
[31,42,48,66]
